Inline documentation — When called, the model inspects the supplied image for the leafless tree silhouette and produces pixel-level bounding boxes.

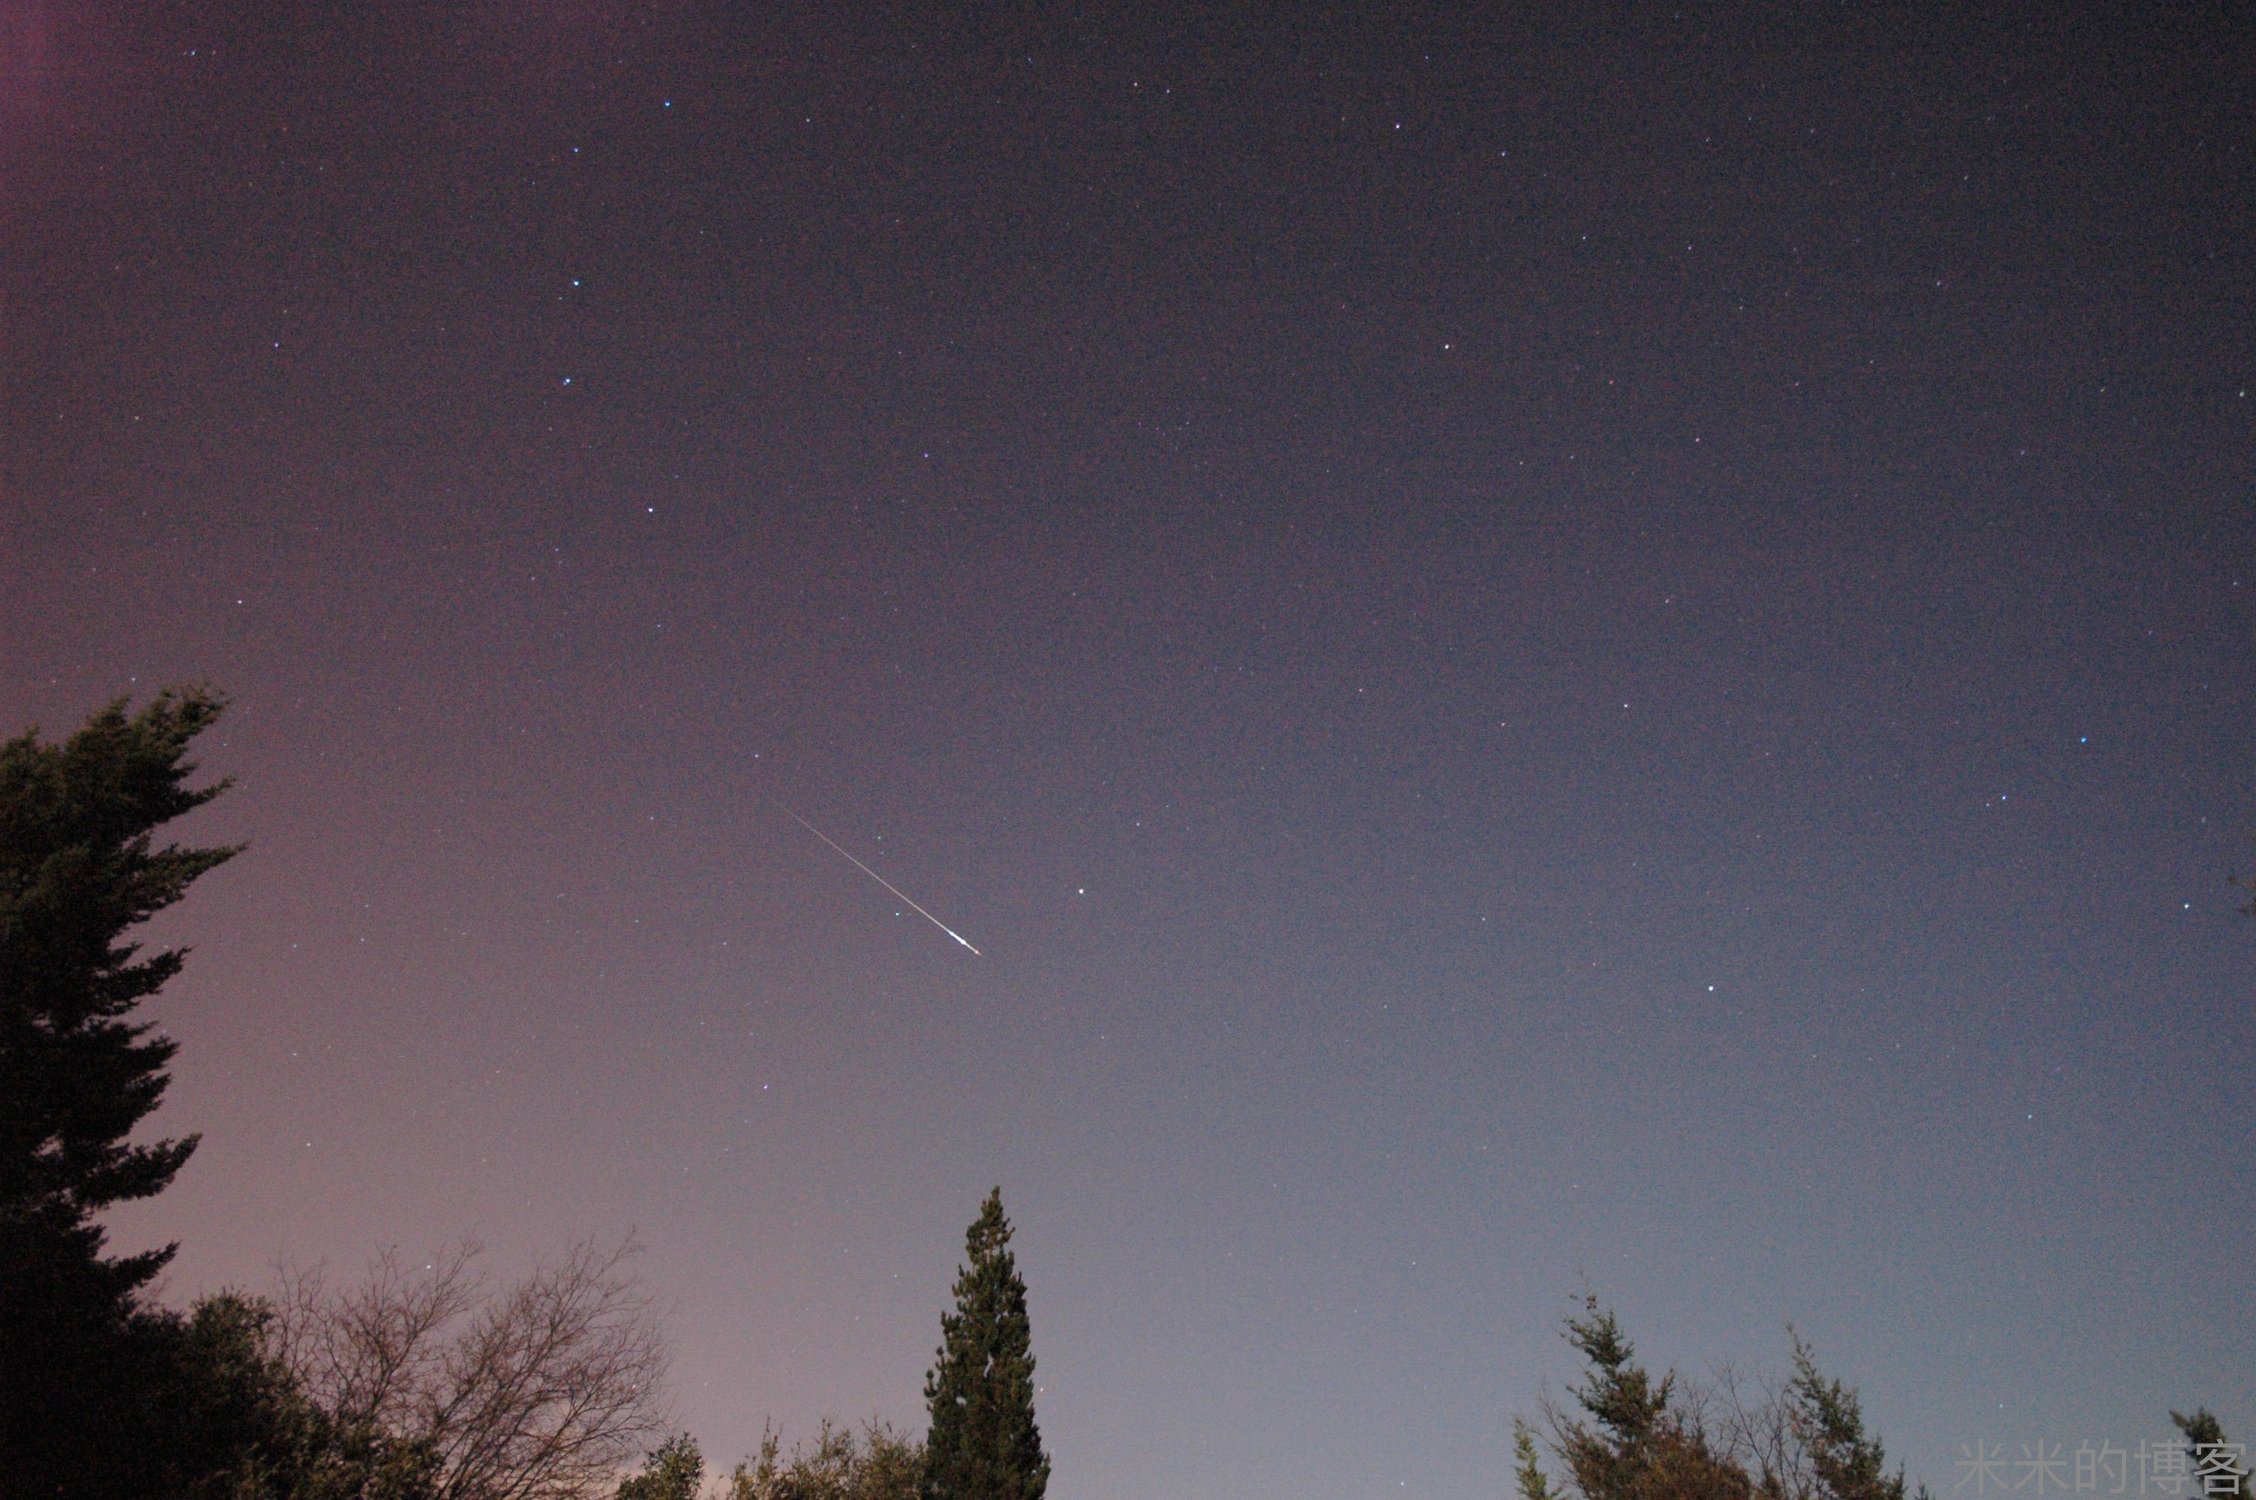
[276,1236,668,1500]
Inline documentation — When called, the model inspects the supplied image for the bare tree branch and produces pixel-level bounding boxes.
[274,1236,668,1500]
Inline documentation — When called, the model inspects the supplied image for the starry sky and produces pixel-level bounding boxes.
[4,3,2252,1496]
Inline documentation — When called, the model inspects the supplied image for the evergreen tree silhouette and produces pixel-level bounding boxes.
[923,1189,1049,1500]
[0,688,239,1494]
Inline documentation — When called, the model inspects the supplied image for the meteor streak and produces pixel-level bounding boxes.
[782,807,982,955]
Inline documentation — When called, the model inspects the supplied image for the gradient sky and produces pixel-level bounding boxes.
[4,4,2252,1497]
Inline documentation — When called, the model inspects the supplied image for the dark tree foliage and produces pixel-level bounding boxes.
[1517,1421,1560,1500]
[152,1293,438,1500]
[1557,1299,1679,1500]
[1787,1336,1912,1500]
[2173,1411,2251,1500]
[923,1189,1049,1500]
[0,688,240,1495]
[618,1433,706,1500]
[0,688,234,1274]
[729,1421,924,1500]
[1521,1301,1915,1500]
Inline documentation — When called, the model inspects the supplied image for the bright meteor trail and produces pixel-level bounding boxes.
[782,808,982,956]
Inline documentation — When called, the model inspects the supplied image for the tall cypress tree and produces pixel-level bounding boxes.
[923,1188,1049,1500]
[0,688,239,1493]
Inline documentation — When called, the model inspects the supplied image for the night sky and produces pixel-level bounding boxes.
[4,3,2252,1496]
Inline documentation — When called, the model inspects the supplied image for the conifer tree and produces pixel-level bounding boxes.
[1519,1301,1911,1500]
[1788,1335,1911,1500]
[922,1188,1049,1500]
[1557,1297,1676,1500]
[1516,1420,1559,1500]
[0,688,239,1493]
